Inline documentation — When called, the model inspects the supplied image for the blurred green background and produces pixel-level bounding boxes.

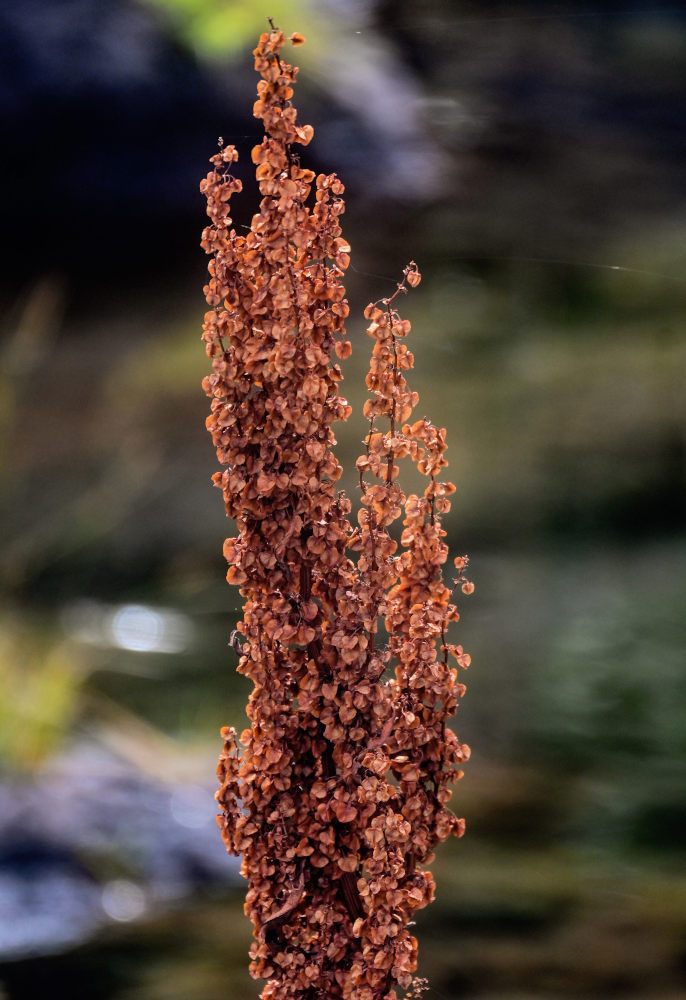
[1,1,685,998]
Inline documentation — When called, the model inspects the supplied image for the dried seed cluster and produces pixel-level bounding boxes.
[201,26,473,1000]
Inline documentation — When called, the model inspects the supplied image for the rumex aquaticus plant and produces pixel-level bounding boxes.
[200,24,474,1000]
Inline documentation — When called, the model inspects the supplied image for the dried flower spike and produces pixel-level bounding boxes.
[201,23,473,1000]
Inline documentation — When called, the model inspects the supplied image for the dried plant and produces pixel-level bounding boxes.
[201,24,473,1000]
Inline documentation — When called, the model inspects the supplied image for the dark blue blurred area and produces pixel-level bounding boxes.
[0,0,237,284]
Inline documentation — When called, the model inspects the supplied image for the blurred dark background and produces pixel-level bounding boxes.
[1,1,685,998]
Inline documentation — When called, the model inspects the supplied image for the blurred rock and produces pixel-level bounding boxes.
[0,743,239,960]
[0,840,103,960]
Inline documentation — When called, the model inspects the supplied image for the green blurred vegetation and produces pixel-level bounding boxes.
[145,0,321,59]
[0,615,85,772]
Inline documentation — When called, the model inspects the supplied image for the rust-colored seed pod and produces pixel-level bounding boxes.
[201,26,473,1000]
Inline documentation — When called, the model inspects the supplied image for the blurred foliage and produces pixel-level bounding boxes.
[532,542,686,854]
[145,0,318,57]
[0,615,84,772]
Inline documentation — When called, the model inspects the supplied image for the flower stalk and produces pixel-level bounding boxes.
[201,25,473,1000]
